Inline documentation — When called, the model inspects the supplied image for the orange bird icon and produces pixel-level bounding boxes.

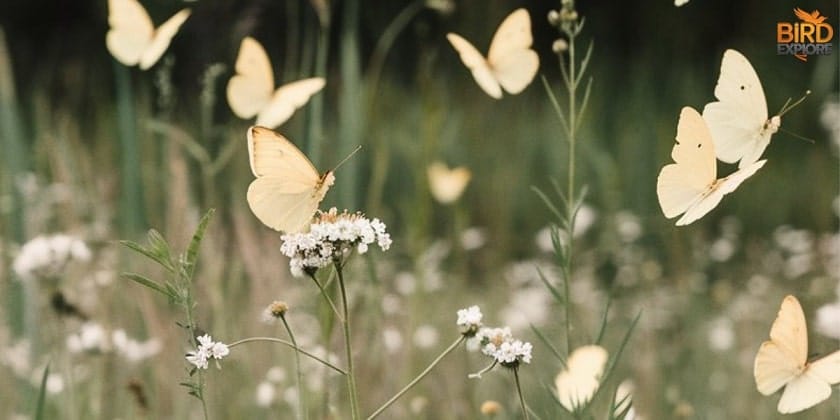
[793,8,827,24]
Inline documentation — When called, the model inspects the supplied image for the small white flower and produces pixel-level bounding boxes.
[66,322,109,354]
[475,326,531,366]
[816,301,840,340]
[255,381,276,407]
[675,0,690,6]
[112,329,162,362]
[456,306,483,335]
[413,325,439,349]
[13,234,91,280]
[186,334,229,369]
[46,373,65,394]
[280,208,391,276]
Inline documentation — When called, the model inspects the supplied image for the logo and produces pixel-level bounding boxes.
[777,8,834,61]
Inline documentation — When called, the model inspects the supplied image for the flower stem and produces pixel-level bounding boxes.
[307,272,344,322]
[513,367,530,420]
[336,264,361,419]
[228,337,346,374]
[282,315,308,420]
[366,335,465,419]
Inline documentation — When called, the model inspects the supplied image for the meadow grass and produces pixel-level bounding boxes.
[1,0,839,419]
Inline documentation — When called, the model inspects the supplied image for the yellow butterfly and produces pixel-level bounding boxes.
[227,37,325,129]
[755,295,840,414]
[246,126,334,233]
[446,8,539,99]
[554,345,608,412]
[427,161,471,204]
[105,0,191,69]
[656,107,765,226]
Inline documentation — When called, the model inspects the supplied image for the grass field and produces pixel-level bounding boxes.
[0,0,839,418]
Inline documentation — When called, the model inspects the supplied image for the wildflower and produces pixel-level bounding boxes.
[383,327,403,353]
[66,322,109,354]
[46,373,65,394]
[460,227,487,251]
[552,39,569,53]
[13,234,91,280]
[427,161,471,204]
[112,329,162,362]
[255,381,276,407]
[186,334,229,370]
[261,300,289,324]
[555,345,608,412]
[280,208,391,276]
[675,0,690,6]
[815,301,840,340]
[425,0,454,15]
[476,327,532,367]
[480,400,503,416]
[413,325,439,349]
[456,305,483,336]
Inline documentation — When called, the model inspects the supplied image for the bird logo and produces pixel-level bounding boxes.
[793,8,827,24]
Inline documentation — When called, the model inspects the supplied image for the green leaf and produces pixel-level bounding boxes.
[530,324,563,363]
[120,239,175,273]
[537,265,564,304]
[34,362,49,420]
[532,186,563,221]
[122,272,176,300]
[183,208,215,281]
[595,296,612,345]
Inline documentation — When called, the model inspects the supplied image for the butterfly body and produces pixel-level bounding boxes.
[227,37,325,128]
[246,126,333,233]
[446,9,539,99]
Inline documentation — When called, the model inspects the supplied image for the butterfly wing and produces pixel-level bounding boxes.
[776,370,832,414]
[427,162,471,204]
[138,8,191,70]
[255,78,326,128]
[106,0,154,66]
[807,350,840,385]
[486,8,539,95]
[227,37,275,119]
[676,159,765,226]
[246,126,333,233]
[656,107,717,221]
[755,296,808,396]
[702,49,772,168]
[555,345,608,412]
[446,33,502,99]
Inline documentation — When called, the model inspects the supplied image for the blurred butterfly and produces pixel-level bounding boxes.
[106,0,191,69]
[754,295,840,414]
[656,107,765,226]
[702,49,799,169]
[446,8,539,99]
[427,161,471,204]
[227,37,325,129]
[554,345,608,412]
[246,126,335,233]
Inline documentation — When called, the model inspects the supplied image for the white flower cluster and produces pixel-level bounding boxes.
[13,234,91,280]
[476,326,532,366]
[456,305,483,336]
[185,334,230,370]
[280,208,392,276]
[66,322,162,362]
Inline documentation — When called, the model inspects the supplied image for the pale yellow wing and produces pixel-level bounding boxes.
[770,296,808,367]
[754,340,802,396]
[106,0,154,66]
[776,369,832,414]
[676,159,765,226]
[255,78,326,128]
[555,345,608,412]
[486,8,538,94]
[427,161,471,204]
[446,33,502,99]
[227,37,275,119]
[656,107,717,220]
[807,349,840,385]
[138,8,191,70]
[246,126,333,233]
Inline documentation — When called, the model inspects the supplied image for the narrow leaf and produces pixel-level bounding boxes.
[34,362,49,420]
[122,272,176,299]
[120,239,175,273]
[184,208,215,280]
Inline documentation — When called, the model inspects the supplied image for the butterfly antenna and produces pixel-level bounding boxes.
[777,90,811,117]
[779,127,815,144]
[333,145,362,171]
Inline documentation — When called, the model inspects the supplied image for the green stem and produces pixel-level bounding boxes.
[366,336,465,419]
[336,264,360,419]
[307,272,343,322]
[513,367,530,420]
[563,30,578,356]
[281,315,308,420]
[228,337,346,374]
